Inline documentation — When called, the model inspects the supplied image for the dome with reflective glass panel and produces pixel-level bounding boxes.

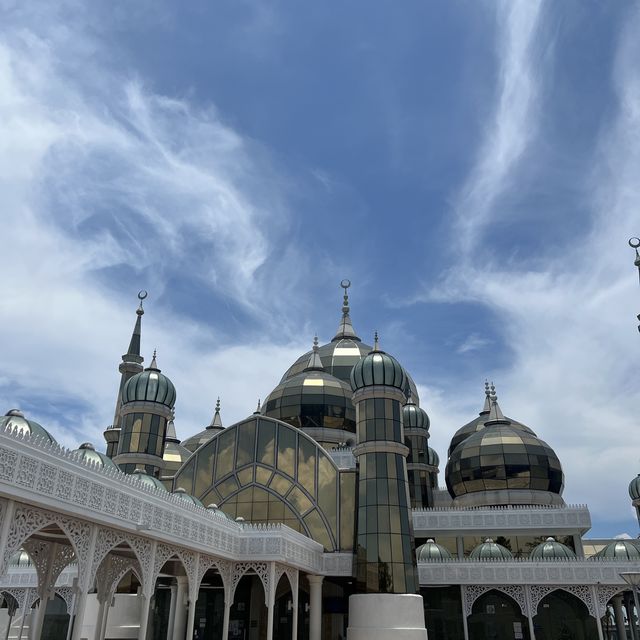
[595,540,640,560]
[182,399,224,453]
[530,537,575,560]
[173,488,204,508]
[263,337,356,432]
[403,396,430,431]
[73,443,117,470]
[163,420,192,476]
[416,539,452,561]
[351,336,406,392]
[280,283,419,403]
[629,474,640,501]
[132,469,167,491]
[122,352,176,408]
[470,538,513,559]
[445,388,564,506]
[448,383,535,457]
[426,447,439,469]
[0,409,56,444]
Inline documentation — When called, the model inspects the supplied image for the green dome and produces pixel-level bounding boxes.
[470,538,513,560]
[0,410,56,444]
[416,539,452,561]
[595,540,640,560]
[530,537,576,560]
[132,469,167,491]
[206,503,233,520]
[122,356,176,408]
[629,475,640,501]
[350,344,406,392]
[426,447,439,468]
[173,488,204,507]
[73,443,117,470]
[9,549,32,566]
[403,398,430,431]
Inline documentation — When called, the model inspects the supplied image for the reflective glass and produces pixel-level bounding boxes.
[277,424,296,478]
[215,428,236,480]
[236,420,256,467]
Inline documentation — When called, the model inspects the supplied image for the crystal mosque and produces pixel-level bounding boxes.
[0,280,639,640]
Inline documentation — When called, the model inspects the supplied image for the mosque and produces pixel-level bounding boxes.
[0,280,639,640]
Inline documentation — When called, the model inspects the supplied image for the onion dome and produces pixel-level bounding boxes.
[9,549,32,567]
[132,469,167,491]
[530,537,576,560]
[206,503,233,520]
[445,386,564,506]
[0,409,56,444]
[350,334,406,392]
[162,420,191,476]
[416,539,452,561]
[629,475,640,501]
[173,487,204,507]
[470,538,513,560]
[122,352,176,408]
[73,443,117,469]
[182,398,224,453]
[595,540,640,560]
[279,283,420,403]
[426,447,440,469]
[403,396,430,431]
[448,382,535,457]
[263,337,356,431]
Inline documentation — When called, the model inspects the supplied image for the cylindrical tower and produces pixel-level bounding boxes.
[350,338,418,595]
[403,396,435,508]
[112,352,176,477]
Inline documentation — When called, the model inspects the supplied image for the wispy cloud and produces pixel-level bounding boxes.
[456,333,491,354]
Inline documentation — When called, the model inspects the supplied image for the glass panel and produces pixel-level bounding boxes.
[318,454,338,536]
[277,424,296,478]
[256,419,276,467]
[303,509,333,550]
[174,457,195,494]
[288,486,313,514]
[194,445,215,497]
[270,473,293,497]
[216,475,239,498]
[298,437,317,498]
[340,472,356,551]
[256,466,273,486]
[215,428,236,480]
[237,466,254,486]
[236,420,256,467]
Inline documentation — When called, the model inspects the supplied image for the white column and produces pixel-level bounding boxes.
[460,586,469,640]
[172,577,188,640]
[17,589,29,640]
[65,594,76,640]
[71,526,99,640]
[626,595,637,640]
[0,501,16,575]
[573,534,585,558]
[266,563,276,640]
[222,591,231,640]
[592,586,604,640]
[291,573,299,640]
[98,598,110,640]
[456,537,465,559]
[186,592,197,640]
[93,600,107,640]
[613,595,627,640]
[308,575,323,640]
[524,586,536,640]
[137,594,152,640]
[30,597,47,640]
[166,586,177,640]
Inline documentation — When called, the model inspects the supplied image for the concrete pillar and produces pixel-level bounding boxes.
[456,537,465,559]
[98,599,110,640]
[291,578,299,640]
[573,534,585,558]
[137,594,152,640]
[172,577,188,640]
[308,575,323,640]
[71,526,99,640]
[524,586,536,640]
[222,592,231,640]
[626,594,637,640]
[186,590,197,640]
[30,596,47,640]
[460,586,469,640]
[613,595,627,640]
[166,585,178,640]
[93,600,107,640]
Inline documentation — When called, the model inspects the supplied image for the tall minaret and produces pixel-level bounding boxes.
[104,291,147,458]
[348,334,427,639]
[403,395,432,508]
[332,279,361,341]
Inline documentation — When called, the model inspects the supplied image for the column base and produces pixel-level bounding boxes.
[347,594,428,640]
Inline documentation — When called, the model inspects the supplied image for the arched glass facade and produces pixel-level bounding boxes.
[173,416,355,551]
[117,412,167,458]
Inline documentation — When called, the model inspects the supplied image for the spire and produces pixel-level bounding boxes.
[332,279,360,341]
[481,380,491,415]
[629,238,640,332]
[122,290,147,365]
[304,335,324,371]
[373,331,380,351]
[208,397,223,429]
[486,382,508,424]
[147,349,159,371]
[165,418,180,443]
[254,399,261,415]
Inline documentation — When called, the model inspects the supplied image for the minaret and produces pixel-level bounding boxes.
[629,237,640,332]
[348,334,427,639]
[104,291,147,458]
[332,279,361,341]
[403,394,433,508]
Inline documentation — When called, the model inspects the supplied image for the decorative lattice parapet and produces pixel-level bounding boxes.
[322,553,353,576]
[413,504,592,536]
[327,448,356,470]
[418,558,640,586]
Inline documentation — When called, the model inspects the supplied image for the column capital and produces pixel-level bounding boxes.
[307,574,324,586]
[353,441,409,458]
[352,386,406,404]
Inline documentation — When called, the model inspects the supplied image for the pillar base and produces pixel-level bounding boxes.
[347,594,428,640]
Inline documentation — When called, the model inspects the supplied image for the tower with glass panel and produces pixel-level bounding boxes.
[112,352,176,477]
[403,396,435,509]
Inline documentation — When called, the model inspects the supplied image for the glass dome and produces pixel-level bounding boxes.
[73,443,117,470]
[530,537,576,560]
[173,488,204,507]
[132,469,167,491]
[595,540,640,560]
[403,398,429,431]
[0,409,56,444]
[426,447,440,469]
[122,356,176,408]
[416,539,452,561]
[351,347,406,392]
[629,474,640,501]
[470,538,513,560]
[445,423,564,499]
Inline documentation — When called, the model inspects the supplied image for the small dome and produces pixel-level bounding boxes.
[426,447,440,469]
[73,443,117,470]
[595,540,640,560]
[182,400,224,453]
[173,487,204,507]
[403,398,430,431]
[9,549,32,567]
[0,409,56,444]
[351,339,406,392]
[530,537,576,560]
[122,355,176,408]
[470,538,513,560]
[132,469,166,491]
[629,475,640,501]
[416,539,452,561]
[206,503,233,520]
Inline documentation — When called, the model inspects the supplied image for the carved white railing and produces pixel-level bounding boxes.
[0,425,332,574]
[413,504,592,534]
[418,557,640,585]
[0,565,76,588]
[328,448,356,470]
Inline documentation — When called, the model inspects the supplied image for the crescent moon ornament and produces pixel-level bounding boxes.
[341,279,351,290]
[138,290,148,301]
[629,238,640,249]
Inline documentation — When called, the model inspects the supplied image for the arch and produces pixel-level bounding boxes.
[173,416,340,550]
[534,588,599,640]
[468,589,530,640]
[464,585,527,617]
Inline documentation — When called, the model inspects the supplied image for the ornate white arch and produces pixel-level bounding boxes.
[464,585,528,617]
[530,585,597,619]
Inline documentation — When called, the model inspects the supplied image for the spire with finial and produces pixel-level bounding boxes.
[208,397,223,429]
[147,349,159,371]
[481,380,491,414]
[332,279,361,342]
[629,238,640,332]
[486,382,507,423]
[373,331,380,351]
[123,290,147,364]
[254,399,261,415]
[304,335,324,371]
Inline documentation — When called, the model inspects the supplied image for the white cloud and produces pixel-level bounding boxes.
[456,333,491,354]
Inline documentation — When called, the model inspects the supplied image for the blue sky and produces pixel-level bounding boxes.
[1,0,639,537]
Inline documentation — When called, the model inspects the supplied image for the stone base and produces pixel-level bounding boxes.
[347,593,428,640]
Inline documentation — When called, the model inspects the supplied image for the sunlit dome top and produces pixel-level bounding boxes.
[403,396,429,431]
[132,469,166,491]
[0,409,56,444]
[351,335,406,392]
[426,446,439,469]
[470,538,513,560]
[173,487,204,508]
[530,537,576,560]
[416,539,452,561]
[595,540,640,560]
[9,549,32,567]
[122,352,176,408]
[182,399,224,453]
[263,337,356,432]
[73,443,117,470]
